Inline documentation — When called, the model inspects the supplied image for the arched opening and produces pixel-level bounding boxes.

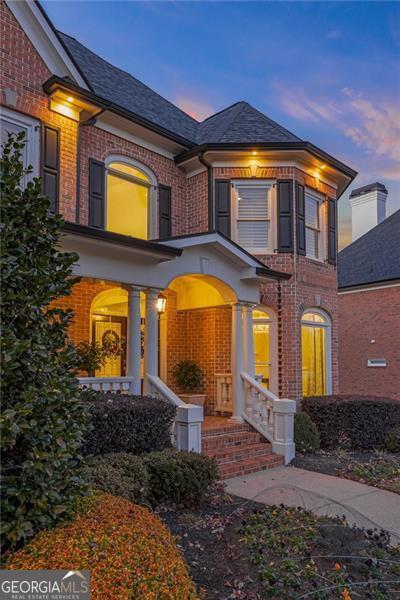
[105,158,155,239]
[253,307,277,393]
[301,309,332,397]
[90,287,145,378]
[168,273,237,310]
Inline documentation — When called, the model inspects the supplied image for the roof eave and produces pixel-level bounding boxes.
[43,75,195,149]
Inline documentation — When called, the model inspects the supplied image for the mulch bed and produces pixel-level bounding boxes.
[293,450,400,494]
[158,484,400,599]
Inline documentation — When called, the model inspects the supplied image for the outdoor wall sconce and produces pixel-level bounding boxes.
[249,159,258,177]
[156,293,167,316]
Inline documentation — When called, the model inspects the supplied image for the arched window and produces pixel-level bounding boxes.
[253,308,277,393]
[301,309,332,397]
[106,159,155,239]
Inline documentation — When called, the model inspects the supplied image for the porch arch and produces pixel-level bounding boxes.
[167,273,237,310]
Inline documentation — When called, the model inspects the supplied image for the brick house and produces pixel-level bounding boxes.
[1,0,357,474]
[338,183,400,400]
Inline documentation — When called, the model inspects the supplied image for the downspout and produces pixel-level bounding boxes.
[75,109,106,224]
[198,151,213,231]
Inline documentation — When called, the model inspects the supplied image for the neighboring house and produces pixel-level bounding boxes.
[1,0,357,473]
[338,183,400,400]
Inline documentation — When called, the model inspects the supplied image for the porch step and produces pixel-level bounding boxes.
[201,418,284,480]
[202,430,262,450]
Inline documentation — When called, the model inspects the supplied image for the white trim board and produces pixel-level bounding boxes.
[338,282,400,295]
[6,0,89,88]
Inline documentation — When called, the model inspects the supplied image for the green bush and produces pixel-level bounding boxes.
[302,395,400,450]
[173,360,203,392]
[294,412,320,453]
[0,133,89,551]
[84,392,176,455]
[144,449,218,507]
[384,427,400,453]
[87,453,149,503]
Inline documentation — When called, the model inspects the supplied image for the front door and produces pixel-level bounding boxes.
[95,321,122,377]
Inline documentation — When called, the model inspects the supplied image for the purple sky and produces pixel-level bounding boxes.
[43,0,400,248]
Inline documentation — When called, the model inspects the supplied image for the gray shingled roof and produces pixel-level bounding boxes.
[338,209,400,288]
[58,32,199,142]
[58,32,301,146]
[197,101,300,143]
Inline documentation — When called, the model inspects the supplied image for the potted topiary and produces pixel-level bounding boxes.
[173,360,205,407]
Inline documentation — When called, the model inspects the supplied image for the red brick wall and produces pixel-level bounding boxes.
[0,1,78,221]
[339,285,400,400]
[186,170,208,233]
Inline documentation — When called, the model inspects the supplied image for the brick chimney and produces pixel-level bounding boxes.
[349,182,387,242]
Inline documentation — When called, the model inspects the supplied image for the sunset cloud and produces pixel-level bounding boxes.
[173,95,214,122]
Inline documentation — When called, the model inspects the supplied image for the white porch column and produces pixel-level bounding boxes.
[127,287,142,395]
[230,303,245,422]
[243,304,255,377]
[143,288,159,395]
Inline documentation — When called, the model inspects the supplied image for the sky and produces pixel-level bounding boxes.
[43,0,400,249]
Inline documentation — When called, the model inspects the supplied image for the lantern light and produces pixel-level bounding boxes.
[156,293,167,315]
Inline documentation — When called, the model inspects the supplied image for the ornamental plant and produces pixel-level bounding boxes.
[0,132,89,551]
[173,360,203,392]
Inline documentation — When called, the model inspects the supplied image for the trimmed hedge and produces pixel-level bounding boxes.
[5,494,198,600]
[302,395,400,449]
[83,393,176,456]
[144,449,218,508]
[87,453,149,504]
[294,412,320,453]
[385,427,400,453]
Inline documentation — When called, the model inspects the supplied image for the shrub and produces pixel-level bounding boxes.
[385,427,400,453]
[302,395,400,450]
[87,453,149,503]
[173,360,203,392]
[294,412,320,453]
[84,393,176,455]
[0,133,89,551]
[144,449,218,507]
[5,494,198,600]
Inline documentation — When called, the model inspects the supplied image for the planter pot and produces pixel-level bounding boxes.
[180,393,206,407]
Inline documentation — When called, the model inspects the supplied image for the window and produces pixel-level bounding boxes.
[305,189,323,260]
[106,160,153,239]
[0,107,40,177]
[232,182,274,253]
[301,310,331,397]
[253,308,277,393]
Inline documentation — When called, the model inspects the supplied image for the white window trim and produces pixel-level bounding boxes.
[231,179,276,255]
[305,187,326,262]
[1,107,40,178]
[104,155,158,240]
[301,308,332,395]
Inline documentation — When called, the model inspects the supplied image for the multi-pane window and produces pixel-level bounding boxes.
[305,190,321,260]
[234,183,272,253]
[0,107,39,177]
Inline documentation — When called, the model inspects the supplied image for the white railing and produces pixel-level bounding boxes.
[78,376,135,393]
[241,372,296,464]
[146,374,204,453]
[215,373,232,413]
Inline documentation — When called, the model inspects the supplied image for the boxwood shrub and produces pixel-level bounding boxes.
[294,412,320,453]
[83,393,176,456]
[302,395,400,449]
[87,453,150,504]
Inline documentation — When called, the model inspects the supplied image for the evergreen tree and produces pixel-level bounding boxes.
[1,132,88,551]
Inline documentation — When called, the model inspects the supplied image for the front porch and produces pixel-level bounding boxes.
[59,224,296,465]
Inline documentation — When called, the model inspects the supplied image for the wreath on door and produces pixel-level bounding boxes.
[102,329,121,357]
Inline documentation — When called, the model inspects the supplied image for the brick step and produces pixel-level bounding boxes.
[201,422,252,437]
[202,430,262,450]
[204,442,272,464]
[218,454,284,480]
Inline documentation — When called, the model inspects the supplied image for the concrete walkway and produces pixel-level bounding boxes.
[225,466,400,542]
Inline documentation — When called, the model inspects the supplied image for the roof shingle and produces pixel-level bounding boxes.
[338,209,400,288]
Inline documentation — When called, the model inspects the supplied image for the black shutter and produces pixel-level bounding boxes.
[214,179,231,237]
[158,185,172,238]
[295,182,306,255]
[89,159,105,228]
[328,197,337,265]
[277,179,294,252]
[41,124,59,212]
